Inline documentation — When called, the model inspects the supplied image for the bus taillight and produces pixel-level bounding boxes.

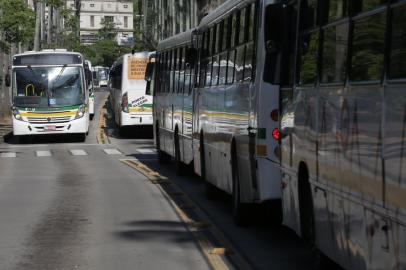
[272,128,280,141]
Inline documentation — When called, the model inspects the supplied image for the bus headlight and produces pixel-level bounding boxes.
[12,108,23,121]
[75,105,86,119]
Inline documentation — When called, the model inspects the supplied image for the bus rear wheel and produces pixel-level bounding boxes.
[174,133,186,175]
[156,126,170,164]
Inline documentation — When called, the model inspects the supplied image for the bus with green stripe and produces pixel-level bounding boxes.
[7,49,89,141]
[109,52,154,134]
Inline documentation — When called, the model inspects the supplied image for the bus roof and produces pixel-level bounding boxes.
[157,29,195,51]
[199,0,255,28]
[12,51,84,66]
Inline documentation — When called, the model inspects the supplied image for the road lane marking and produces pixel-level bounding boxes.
[0,152,16,158]
[102,148,122,155]
[119,159,252,270]
[136,148,155,154]
[69,149,88,156]
[35,150,52,157]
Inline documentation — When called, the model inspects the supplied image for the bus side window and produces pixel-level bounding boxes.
[350,11,386,82]
[321,23,348,83]
[388,4,406,80]
[298,31,319,85]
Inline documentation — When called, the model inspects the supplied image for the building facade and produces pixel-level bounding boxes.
[140,0,226,47]
[67,0,134,45]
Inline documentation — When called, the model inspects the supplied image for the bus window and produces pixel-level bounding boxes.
[327,0,347,22]
[350,11,386,82]
[231,13,238,48]
[301,0,318,30]
[388,4,406,80]
[239,8,246,44]
[222,19,229,52]
[321,23,348,83]
[244,42,254,82]
[227,50,236,84]
[351,0,388,14]
[298,31,319,85]
[235,45,245,83]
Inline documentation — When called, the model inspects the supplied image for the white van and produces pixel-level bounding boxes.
[109,52,154,133]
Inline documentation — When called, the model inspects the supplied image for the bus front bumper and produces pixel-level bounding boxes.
[13,116,88,136]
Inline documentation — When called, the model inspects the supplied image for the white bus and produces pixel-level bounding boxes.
[94,66,109,87]
[152,29,196,172]
[7,50,89,141]
[278,0,406,269]
[153,0,282,225]
[109,52,154,134]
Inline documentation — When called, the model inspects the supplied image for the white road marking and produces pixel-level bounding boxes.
[0,152,16,158]
[136,149,155,154]
[102,148,122,155]
[36,150,52,157]
[69,149,88,156]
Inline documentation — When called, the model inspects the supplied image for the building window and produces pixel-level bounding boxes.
[124,16,128,28]
[124,4,128,8]
[90,3,94,7]
[70,3,74,7]
[91,15,94,27]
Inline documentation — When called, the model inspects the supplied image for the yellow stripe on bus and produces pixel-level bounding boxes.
[20,111,77,117]
[129,107,153,113]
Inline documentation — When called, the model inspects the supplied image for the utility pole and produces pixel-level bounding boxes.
[34,0,41,51]
[75,0,81,40]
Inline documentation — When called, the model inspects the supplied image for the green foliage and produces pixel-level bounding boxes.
[75,40,132,67]
[98,17,117,41]
[0,0,35,47]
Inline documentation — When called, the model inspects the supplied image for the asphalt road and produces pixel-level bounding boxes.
[0,88,335,270]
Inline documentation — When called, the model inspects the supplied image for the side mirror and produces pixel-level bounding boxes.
[145,62,155,82]
[263,3,291,84]
[5,74,10,87]
[146,81,151,95]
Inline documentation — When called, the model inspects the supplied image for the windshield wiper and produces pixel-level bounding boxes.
[51,64,67,93]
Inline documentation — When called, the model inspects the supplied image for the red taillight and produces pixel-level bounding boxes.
[272,128,280,140]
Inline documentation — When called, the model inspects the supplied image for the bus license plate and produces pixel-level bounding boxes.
[44,125,56,131]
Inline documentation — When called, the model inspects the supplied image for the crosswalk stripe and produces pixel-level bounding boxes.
[102,148,122,155]
[69,149,88,156]
[36,150,52,157]
[0,152,16,158]
[136,149,155,154]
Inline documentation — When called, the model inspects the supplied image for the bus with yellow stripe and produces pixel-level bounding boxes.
[109,52,154,134]
[7,50,89,141]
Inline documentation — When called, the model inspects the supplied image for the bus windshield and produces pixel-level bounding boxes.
[99,69,108,80]
[12,66,84,108]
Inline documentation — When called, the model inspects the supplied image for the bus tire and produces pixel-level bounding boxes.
[231,148,249,226]
[156,126,170,164]
[200,133,219,199]
[174,132,186,175]
[298,163,315,244]
[90,114,94,121]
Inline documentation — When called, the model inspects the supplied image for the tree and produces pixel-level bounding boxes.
[0,0,35,48]
[98,17,117,41]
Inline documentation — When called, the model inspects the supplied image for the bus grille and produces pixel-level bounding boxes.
[27,116,72,123]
